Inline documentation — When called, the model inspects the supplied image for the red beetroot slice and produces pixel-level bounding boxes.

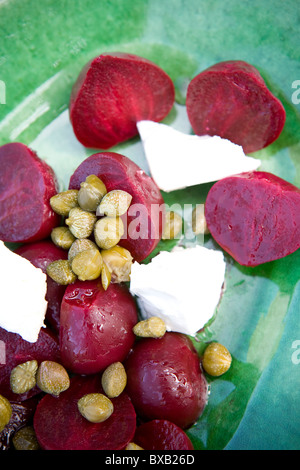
[0,143,60,243]
[205,171,300,266]
[69,151,165,262]
[186,60,286,154]
[60,280,138,375]
[69,52,175,149]
[134,420,194,451]
[33,374,136,450]
[15,241,68,333]
[0,327,60,402]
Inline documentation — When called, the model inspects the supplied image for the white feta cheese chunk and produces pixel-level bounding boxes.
[129,245,226,336]
[137,120,261,192]
[0,241,48,343]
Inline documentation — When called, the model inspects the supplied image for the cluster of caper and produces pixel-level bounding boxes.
[47,174,133,288]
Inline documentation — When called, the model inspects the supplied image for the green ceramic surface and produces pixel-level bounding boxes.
[1,0,300,450]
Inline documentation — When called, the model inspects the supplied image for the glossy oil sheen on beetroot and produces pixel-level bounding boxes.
[60,280,138,374]
[125,332,208,429]
[186,60,286,154]
[69,151,165,262]
[69,52,175,149]
[205,171,300,266]
[0,143,60,243]
[33,374,136,450]
[134,419,194,450]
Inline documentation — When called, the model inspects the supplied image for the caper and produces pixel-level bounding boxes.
[71,248,103,281]
[10,360,38,394]
[101,362,127,398]
[101,262,112,291]
[78,393,114,423]
[65,207,97,239]
[192,204,210,235]
[133,316,167,338]
[162,211,183,240]
[101,245,133,283]
[78,175,107,212]
[125,442,144,450]
[94,216,124,250]
[46,259,77,285]
[51,226,76,250]
[97,189,132,217]
[50,190,79,216]
[12,426,40,450]
[202,342,232,377]
[68,238,98,263]
[36,361,70,397]
[0,394,12,432]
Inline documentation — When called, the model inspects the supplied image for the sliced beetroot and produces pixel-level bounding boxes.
[125,332,208,429]
[0,327,60,401]
[60,279,138,375]
[33,374,136,450]
[134,420,194,450]
[186,60,286,154]
[0,143,60,243]
[205,171,300,266]
[69,52,175,149]
[15,241,68,332]
[0,396,40,450]
[69,151,165,262]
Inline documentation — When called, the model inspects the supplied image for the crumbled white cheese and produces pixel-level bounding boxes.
[0,241,48,342]
[137,120,261,192]
[129,245,226,336]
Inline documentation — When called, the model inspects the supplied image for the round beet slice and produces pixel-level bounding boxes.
[69,151,165,262]
[15,241,68,332]
[186,60,286,154]
[0,327,60,401]
[69,52,175,149]
[134,419,194,450]
[33,374,136,450]
[0,143,60,243]
[205,171,300,266]
[60,280,138,375]
[124,332,208,429]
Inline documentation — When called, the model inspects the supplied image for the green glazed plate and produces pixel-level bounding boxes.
[1,0,300,450]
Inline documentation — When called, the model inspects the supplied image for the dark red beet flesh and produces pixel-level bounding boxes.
[124,332,208,429]
[60,280,138,375]
[0,327,60,401]
[69,52,175,149]
[134,419,194,450]
[186,60,286,154]
[33,374,136,450]
[69,151,165,262]
[15,241,68,332]
[0,396,40,450]
[0,143,60,243]
[205,171,300,266]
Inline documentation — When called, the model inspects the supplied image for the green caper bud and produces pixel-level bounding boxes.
[51,226,76,250]
[65,207,97,239]
[71,248,103,281]
[46,259,77,285]
[162,211,183,240]
[78,175,107,212]
[0,394,12,432]
[192,204,210,235]
[68,238,98,263]
[78,393,114,423]
[101,262,111,291]
[94,217,124,250]
[97,190,132,217]
[12,426,40,450]
[50,190,79,216]
[36,361,70,397]
[10,360,38,394]
[101,245,133,283]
